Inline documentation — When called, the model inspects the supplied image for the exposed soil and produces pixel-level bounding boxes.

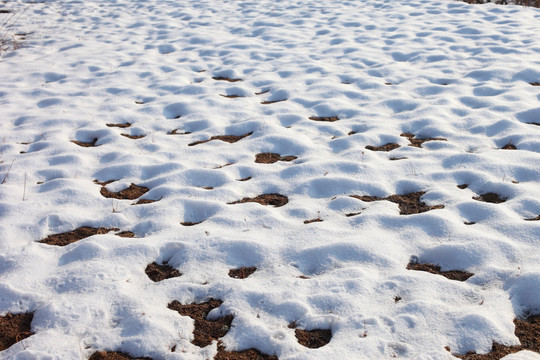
[220,94,244,98]
[452,315,540,359]
[212,76,242,82]
[351,191,444,215]
[168,299,233,348]
[255,89,270,95]
[530,82,540,86]
[132,198,158,205]
[400,132,447,148]
[304,218,323,224]
[89,351,152,360]
[308,116,339,122]
[457,184,469,189]
[525,215,540,221]
[255,153,297,164]
[473,192,507,204]
[0,10,12,14]
[145,262,182,282]
[261,99,287,104]
[407,261,473,281]
[214,162,234,169]
[228,267,257,279]
[464,222,476,225]
[116,231,135,238]
[228,193,288,207]
[365,143,400,152]
[168,129,191,135]
[94,179,117,186]
[106,123,131,128]
[289,323,332,348]
[389,156,407,160]
[0,312,34,351]
[181,221,204,226]
[348,130,357,135]
[237,176,252,181]
[501,143,517,150]
[72,138,98,147]
[215,342,278,360]
[345,211,362,217]
[39,226,121,246]
[100,183,149,200]
[121,134,146,139]
[188,132,253,146]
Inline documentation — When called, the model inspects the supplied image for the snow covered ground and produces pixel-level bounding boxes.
[0,0,539,359]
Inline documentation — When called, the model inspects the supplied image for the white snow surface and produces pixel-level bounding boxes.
[0,0,539,359]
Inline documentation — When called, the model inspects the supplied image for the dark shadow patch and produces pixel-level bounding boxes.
[168,299,233,348]
[525,215,540,221]
[228,194,288,207]
[228,267,257,279]
[351,191,444,215]
[168,129,192,135]
[451,315,540,359]
[188,132,253,146]
[237,176,252,182]
[304,218,323,224]
[255,153,296,164]
[100,183,149,200]
[348,131,357,136]
[0,312,34,351]
[530,82,540,86]
[400,132,447,148]
[345,212,361,217]
[181,221,204,226]
[215,342,278,360]
[261,99,287,104]
[365,143,400,152]
[106,123,131,128]
[473,192,506,204]
[464,222,476,225]
[72,138,98,147]
[39,226,120,246]
[457,184,469,189]
[308,116,339,122]
[89,351,152,360]
[407,261,473,282]
[145,262,181,282]
[289,323,332,349]
[212,77,242,82]
[121,134,146,140]
[0,10,12,14]
[389,157,407,160]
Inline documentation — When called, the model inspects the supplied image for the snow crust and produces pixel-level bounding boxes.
[0,0,539,359]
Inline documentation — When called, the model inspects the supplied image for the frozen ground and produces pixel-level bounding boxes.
[0,0,539,359]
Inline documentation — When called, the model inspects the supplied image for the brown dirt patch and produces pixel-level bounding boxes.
[94,179,116,186]
[220,94,244,98]
[237,176,252,181]
[400,132,446,148]
[89,351,152,360]
[452,315,540,359]
[308,116,339,122]
[501,143,517,150]
[39,226,120,246]
[212,77,242,82]
[457,184,469,189]
[407,261,473,281]
[464,221,476,225]
[473,192,506,204]
[228,193,288,207]
[100,183,149,200]
[389,156,407,160]
[365,143,400,152]
[261,99,287,104]
[530,82,540,86]
[168,129,191,135]
[304,218,323,224]
[106,123,131,128]
[72,138,98,147]
[168,299,233,348]
[255,153,297,164]
[132,198,158,205]
[0,312,34,351]
[116,231,135,238]
[351,191,444,215]
[348,131,357,135]
[525,215,540,221]
[345,211,361,217]
[121,134,146,139]
[255,89,270,95]
[181,221,204,226]
[188,132,253,146]
[228,267,257,279]
[215,342,278,360]
[289,323,332,348]
[145,262,182,282]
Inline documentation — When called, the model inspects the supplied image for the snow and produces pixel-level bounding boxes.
[0,0,539,359]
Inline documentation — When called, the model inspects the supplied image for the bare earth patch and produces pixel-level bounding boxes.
[289,323,332,348]
[0,312,34,351]
[304,218,323,224]
[212,76,242,82]
[365,143,401,152]
[168,299,233,348]
[255,153,297,164]
[308,116,339,122]
[525,215,540,221]
[121,133,146,139]
[72,138,98,147]
[261,99,287,104]
[100,183,149,200]
[351,191,444,215]
[106,123,131,128]
[407,261,474,281]
[400,132,446,148]
[473,192,507,204]
[228,267,257,279]
[228,193,289,207]
[88,351,152,360]
[188,132,253,146]
[39,226,121,246]
[145,262,182,282]
[215,342,278,360]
